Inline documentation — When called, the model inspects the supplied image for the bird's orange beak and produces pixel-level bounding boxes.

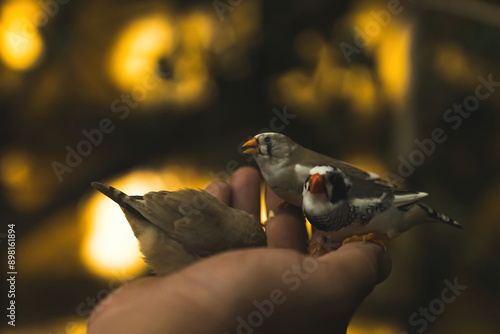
[309,173,326,194]
[242,137,260,155]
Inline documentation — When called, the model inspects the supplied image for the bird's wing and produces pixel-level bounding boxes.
[296,147,391,185]
[348,178,391,198]
[303,150,370,178]
[92,183,265,259]
[348,179,427,208]
[96,187,209,238]
[172,191,265,256]
[92,182,201,238]
[391,190,428,207]
[134,189,248,239]
[128,190,245,256]
[121,190,186,235]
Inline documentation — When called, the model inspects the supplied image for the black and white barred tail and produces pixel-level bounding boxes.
[91,182,135,209]
[418,203,462,228]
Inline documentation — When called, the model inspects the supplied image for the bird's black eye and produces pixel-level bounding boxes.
[263,136,271,144]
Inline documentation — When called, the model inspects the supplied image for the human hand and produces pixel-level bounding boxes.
[87,167,391,334]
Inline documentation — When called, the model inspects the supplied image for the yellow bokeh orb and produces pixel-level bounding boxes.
[0,0,44,70]
[108,14,176,90]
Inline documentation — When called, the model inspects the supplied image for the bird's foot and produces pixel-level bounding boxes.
[342,232,391,251]
[309,238,328,257]
[309,235,342,257]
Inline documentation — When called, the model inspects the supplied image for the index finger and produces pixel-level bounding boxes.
[230,166,262,220]
[265,186,308,252]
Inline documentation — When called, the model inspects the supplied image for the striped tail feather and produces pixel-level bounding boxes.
[91,182,156,238]
[91,182,140,212]
[418,203,462,229]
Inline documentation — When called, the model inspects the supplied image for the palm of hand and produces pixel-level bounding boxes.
[87,167,391,334]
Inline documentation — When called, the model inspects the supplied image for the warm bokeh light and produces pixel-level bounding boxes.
[347,320,400,334]
[108,14,176,90]
[349,3,413,103]
[434,43,482,88]
[81,165,211,279]
[274,3,416,115]
[274,43,378,115]
[107,11,218,109]
[181,11,214,49]
[305,219,312,238]
[81,172,164,278]
[66,321,87,334]
[0,150,51,210]
[349,4,386,52]
[3,319,88,334]
[106,1,262,109]
[338,65,377,115]
[274,68,317,112]
[344,153,388,183]
[260,181,267,223]
[0,0,44,70]
[376,22,412,103]
[0,150,30,188]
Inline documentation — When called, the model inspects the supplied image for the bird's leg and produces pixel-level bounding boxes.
[342,233,391,251]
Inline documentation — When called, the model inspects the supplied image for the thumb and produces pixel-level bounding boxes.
[315,242,392,313]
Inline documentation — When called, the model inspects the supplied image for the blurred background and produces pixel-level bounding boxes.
[1,0,499,332]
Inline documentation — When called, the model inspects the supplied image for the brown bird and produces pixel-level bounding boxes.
[92,182,267,275]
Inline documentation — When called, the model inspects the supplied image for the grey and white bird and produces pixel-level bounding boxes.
[242,132,388,207]
[302,166,461,250]
[91,182,267,275]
